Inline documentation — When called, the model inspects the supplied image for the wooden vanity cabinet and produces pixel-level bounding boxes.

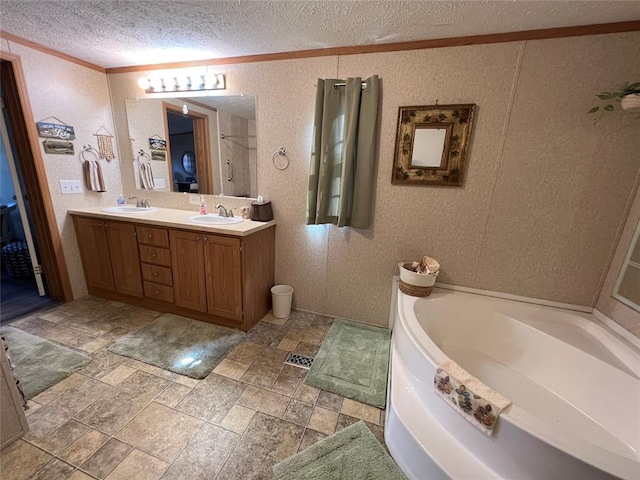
[73,214,274,332]
[73,217,143,297]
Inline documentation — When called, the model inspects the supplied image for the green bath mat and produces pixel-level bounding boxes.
[273,421,406,479]
[108,313,244,379]
[304,318,390,408]
[1,326,91,399]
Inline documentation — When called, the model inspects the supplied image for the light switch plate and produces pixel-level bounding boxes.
[153,178,165,189]
[59,180,83,194]
[189,194,200,204]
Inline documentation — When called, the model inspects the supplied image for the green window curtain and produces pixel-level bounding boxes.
[306,75,380,228]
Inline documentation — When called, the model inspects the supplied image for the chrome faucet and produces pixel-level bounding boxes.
[215,204,233,217]
[128,196,150,208]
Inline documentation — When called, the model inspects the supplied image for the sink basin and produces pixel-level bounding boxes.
[102,206,157,214]
[187,214,243,225]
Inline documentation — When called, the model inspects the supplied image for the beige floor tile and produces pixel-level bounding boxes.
[26,400,42,416]
[154,384,192,408]
[29,458,75,480]
[293,382,320,403]
[80,351,127,380]
[281,364,307,380]
[121,358,162,376]
[336,414,386,449]
[104,449,169,480]
[0,439,53,480]
[115,402,203,462]
[316,390,344,412]
[295,342,320,356]
[236,385,290,417]
[32,373,86,405]
[258,346,289,367]
[39,309,73,323]
[81,438,133,479]
[68,471,96,480]
[219,404,256,433]
[340,398,382,425]
[99,365,137,386]
[298,428,327,452]
[270,374,299,396]
[174,375,199,388]
[239,362,281,388]
[276,338,299,351]
[58,428,110,466]
[282,399,314,427]
[74,371,170,435]
[175,373,246,423]
[216,413,303,480]
[260,311,289,325]
[36,419,89,454]
[308,406,339,435]
[285,326,325,346]
[224,342,265,364]
[244,322,289,347]
[79,337,112,353]
[212,358,250,380]
[161,423,239,480]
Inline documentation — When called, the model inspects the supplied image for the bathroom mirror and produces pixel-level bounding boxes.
[392,104,475,186]
[613,219,640,312]
[125,95,257,197]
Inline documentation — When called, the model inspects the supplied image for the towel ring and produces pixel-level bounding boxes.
[137,149,151,165]
[80,144,99,162]
[272,147,289,171]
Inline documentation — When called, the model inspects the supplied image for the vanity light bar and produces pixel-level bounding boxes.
[137,73,226,93]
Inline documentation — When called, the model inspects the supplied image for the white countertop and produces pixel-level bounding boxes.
[68,206,276,237]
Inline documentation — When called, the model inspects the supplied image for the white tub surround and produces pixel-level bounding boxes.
[385,283,640,480]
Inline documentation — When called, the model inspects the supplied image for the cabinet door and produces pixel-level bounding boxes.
[170,230,207,312]
[204,235,242,321]
[73,217,114,291]
[105,221,143,297]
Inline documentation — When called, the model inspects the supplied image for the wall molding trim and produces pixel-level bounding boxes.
[105,20,640,74]
[0,31,106,73]
[2,21,639,74]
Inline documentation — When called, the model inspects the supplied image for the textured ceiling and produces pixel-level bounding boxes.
[1,1,639,68]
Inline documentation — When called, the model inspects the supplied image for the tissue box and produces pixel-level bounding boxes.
[250,200,273,222]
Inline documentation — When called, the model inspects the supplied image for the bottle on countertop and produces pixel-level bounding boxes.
[199,195,207,215]
[117,193,127,205]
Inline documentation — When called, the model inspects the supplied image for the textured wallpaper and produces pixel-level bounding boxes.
[5,31,639,336]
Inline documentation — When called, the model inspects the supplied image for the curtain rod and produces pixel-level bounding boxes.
[333,82,367,89]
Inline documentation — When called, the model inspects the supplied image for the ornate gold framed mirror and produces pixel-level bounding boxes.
[392,104,476,186]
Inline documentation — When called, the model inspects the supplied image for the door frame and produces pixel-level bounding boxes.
[162,102,213,194]
[1,51,73,302]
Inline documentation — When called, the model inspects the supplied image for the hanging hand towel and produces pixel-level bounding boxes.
[82,160,106,192]
[434,359,511,436]
[139,162,155,189]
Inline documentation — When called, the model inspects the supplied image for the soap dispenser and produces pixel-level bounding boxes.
[117,193,126,206]
[199,195,207,215]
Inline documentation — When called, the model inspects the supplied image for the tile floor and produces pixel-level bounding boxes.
[1,296,386,480]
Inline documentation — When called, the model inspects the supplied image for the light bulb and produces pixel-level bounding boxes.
[137,77,151,90]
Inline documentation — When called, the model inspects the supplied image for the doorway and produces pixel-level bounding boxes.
[0,54,73,322]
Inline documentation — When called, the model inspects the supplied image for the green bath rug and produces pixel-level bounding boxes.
[273,421,406,480]
[304,318,390,408]
[108,313,244,379]
[1,326,91,399]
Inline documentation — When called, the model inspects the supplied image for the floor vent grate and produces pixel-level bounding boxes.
[284,352,314,369]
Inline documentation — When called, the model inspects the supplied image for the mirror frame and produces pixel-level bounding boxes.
[392,104,476,187]
[613,218,640,312]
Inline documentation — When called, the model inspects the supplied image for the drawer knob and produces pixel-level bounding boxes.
[195,236,200,241]
[155,290,160,295]
[153,272,159,277]
[148,234,153,239]
[151,253,157,258]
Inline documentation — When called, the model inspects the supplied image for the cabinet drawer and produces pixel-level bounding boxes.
[139,245,171,266]
[136,226,169,247]
[141,263,172,286]
[143,281,174,303]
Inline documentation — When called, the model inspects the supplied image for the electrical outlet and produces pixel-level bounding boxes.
[153,178,165,189]
[189,194,200,204]
[59,180,83,194]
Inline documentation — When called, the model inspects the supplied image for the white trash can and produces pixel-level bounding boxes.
[271,285,293,318]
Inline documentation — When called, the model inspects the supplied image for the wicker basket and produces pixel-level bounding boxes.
[399,280,433,297]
